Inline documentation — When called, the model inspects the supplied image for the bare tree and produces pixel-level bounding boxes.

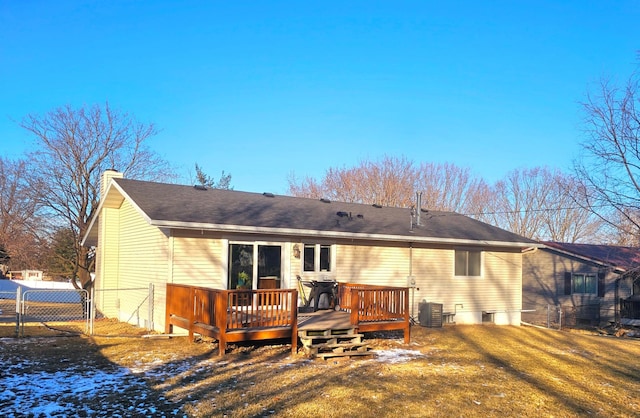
[289,156,416,207]
[480,168,552,239]
[545,175,604,243]
[416,162,487,213]
[288,156,488,212]
[288,156,417,206]
[0,157,45,270]
[20,103,175,290]
[287,173,325,200]
[481,167,602,242]
[574,70,640,243]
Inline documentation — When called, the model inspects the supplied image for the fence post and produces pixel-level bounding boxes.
[90,286,95,335]
[558,306,563,330]
[148,283,154,331]
[15,286,21,337]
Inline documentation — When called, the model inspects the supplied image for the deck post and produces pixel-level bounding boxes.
[291,289,298,354]
[350,288,359,326]
[215,290,227,356]
[165,285,173,334]
[187,287,196,341]
[403,288,411,343]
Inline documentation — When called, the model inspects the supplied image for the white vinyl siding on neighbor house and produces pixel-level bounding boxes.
[170,231,226,288]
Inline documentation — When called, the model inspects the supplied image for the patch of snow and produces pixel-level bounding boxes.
[372,348,426,363]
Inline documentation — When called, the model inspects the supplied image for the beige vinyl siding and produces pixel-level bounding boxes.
[171,231,226,288]
[482,251,522,311]
[94,206,121,318]
[112,200,169,330]
[413,250,521,321]
[411,247,455,307]
[336,243,410,285]
[334,243,522,324]
[288,242,302,289]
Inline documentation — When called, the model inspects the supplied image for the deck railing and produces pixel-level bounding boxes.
[165,284,298,355]
[166,282,411,354]
[337,283,410,343]
[621,298,640,320]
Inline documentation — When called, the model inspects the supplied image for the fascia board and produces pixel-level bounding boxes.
[149,219,538,249]
[80,180,150,247]
[110,181,152,224]
[543,246,626,273]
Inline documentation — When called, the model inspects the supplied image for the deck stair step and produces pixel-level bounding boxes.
[298,327,371,359]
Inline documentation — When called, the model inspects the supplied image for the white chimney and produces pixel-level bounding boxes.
[101,169,123,198]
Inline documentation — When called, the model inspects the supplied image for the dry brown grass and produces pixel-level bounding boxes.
[2,323,640,417]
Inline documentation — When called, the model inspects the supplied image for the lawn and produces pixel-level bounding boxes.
[1,324,639,417]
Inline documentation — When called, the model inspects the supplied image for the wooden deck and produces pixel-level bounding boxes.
[298,310,352,330]
[165,282,410,356]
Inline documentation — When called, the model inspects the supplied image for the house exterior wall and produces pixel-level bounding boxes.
[94,204,525,330]
[522,249,632,327]
[170,230,226,288]
[8,270,44,280]
[94,205,120,319]
[96,199,169,331]
[335,242,523,325]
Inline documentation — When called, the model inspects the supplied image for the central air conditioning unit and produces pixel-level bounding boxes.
[419,301,443,328]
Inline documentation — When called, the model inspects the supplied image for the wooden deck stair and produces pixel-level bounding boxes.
[298,327,371,359]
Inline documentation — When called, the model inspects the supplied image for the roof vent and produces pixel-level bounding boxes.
[372,203,382,208]
[263,192,275,197]
[336,211,349,217]
[320,198,331,203]
[357,214,364,219]
[194,185,207,191]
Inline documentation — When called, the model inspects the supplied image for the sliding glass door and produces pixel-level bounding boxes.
[228,243,282,290]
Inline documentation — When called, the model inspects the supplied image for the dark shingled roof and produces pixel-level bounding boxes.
[109,178,537,246]
[543,241,640,270]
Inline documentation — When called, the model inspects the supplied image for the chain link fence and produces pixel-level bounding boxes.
[522,302,603,329]
[0,291,17,328]
[20,288,89,336]
[0,283,155,337]
[90,285,155,336]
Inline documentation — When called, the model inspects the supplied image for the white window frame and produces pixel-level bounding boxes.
[301,243,336,279]
[454,249,483,278]
[228,240,285,290]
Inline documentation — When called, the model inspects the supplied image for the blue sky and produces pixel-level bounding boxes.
[1,1,638,194]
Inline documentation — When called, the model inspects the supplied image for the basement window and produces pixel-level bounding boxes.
[455,250,482,277]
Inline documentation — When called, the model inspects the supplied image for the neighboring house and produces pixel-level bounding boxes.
[522,242,640,327]
[8,270,44,281]
[82,171,538,333]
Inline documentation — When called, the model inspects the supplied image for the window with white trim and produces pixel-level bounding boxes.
[303,244,332,272]
[228,242,283,290]
[455,249,481,277]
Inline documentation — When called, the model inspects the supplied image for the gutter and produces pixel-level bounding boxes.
[149,219,540,249]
